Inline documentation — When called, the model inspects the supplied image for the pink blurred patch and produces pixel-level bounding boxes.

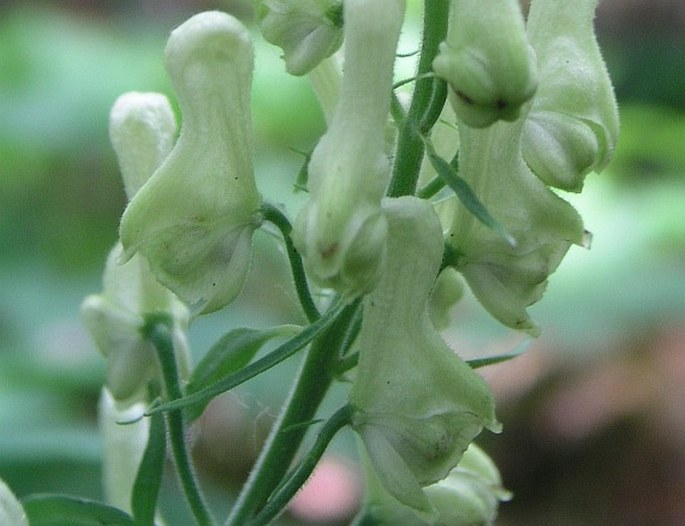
[288,456,361,524]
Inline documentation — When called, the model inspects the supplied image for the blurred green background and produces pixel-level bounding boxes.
[1,1,684,524]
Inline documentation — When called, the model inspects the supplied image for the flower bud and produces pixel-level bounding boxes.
[119,11,261,314]
[83,90,189,402]
[521,0,619,191]
[292,0,405,298]
[0,477,28,526]
[428,267,464,331]
[258,0,343,76]
[433,0,537,128]
[447,120,585,335]
[109,92,177,200]
[350,197,499,515]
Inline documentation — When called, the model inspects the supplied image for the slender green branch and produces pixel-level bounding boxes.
[225,301,360,525]
[247,405,353,525]
[148,299,346,415]
[260,202,321,323]
[387,0,449,197]
[417,174,446,199]
[143,315,214,526]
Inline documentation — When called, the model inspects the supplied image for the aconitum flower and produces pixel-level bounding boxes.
[445,118,585,335]
[119,11,261,314]
[258,0,343,76]
[361,443,510,525]
[82,92,190,402]
[350,197,500,517]
[521,0,620,191]
[433,0,538,128]
[293,0,405,299]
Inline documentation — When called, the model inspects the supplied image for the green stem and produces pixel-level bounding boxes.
[143,315,215,526]
[247,405,353,525]
[261,202,320,323]
[387,0,449,197]
[225,301,359,525]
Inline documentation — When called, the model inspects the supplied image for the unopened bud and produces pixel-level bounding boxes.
[521,0,620,191]
[433,0,537,128]
[258,0,343,76]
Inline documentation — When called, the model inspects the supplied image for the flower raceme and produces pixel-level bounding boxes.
[350,197,500,518]
[437,0,616,334]
[82,92,190,402]
[119,11,261,315]
[292,0,405,299]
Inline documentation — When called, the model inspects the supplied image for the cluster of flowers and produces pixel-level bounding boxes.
[70,0,619,524]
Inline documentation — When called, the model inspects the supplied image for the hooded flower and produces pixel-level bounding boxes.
[360,443,510,526]
[433,0,538,128]
[350,196,499,517]
[82,92,189,402]
[445,117,585,335]
[293,0,405,298]
[119,11,261,314]
[258,0,344,76]
[521,0,620,191]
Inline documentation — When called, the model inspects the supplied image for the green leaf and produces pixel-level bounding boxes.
[22,494,134,526]
[131,412,165,526]
[147,299,346,415]
[466,339,530,369]
[186,325,300,420]
[423,136,515,247]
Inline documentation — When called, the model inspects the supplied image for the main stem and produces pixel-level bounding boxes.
[145,315,215,526]
[225,301,359,525]
[387,0,449,197]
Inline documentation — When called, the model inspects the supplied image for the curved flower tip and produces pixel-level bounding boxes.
[119,11,262,314]
[292,0,405,298]
[109,92,177,200]
[0,478,28,526]
[258,0,344,76]
[350,196,499,514]
[522,0,619,191]
[433,0,537,128]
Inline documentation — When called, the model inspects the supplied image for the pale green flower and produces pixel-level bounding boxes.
[120,11,261,314]
[433,0,537,128]
[293,0,406,298]
[446,118,585,335]
[82,91,189,402]
[360,443,510,526]
[521,0,620,191]
[258,0,343,75]
[423,443,511,526]
[350,197,499,517]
